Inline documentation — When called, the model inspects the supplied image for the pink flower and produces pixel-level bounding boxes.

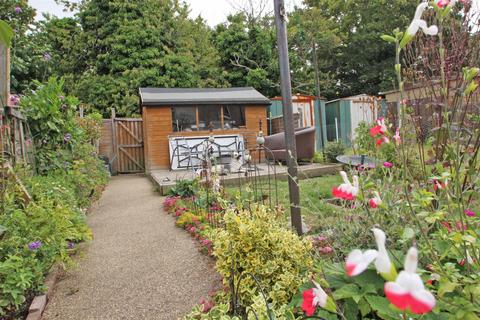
[332,171,359,201]
[301,281,330,316]
[384,248,436,315]
[383,162,393,168]
[441,221,452,233]
[436,0,451,7]
[393,128,401,145]
[369,192,382,209]
[465,209,475,217]
[319,246,333,254]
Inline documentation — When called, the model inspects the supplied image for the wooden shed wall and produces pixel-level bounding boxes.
[142,105,267,172]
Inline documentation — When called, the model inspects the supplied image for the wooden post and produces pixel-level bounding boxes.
[111,108,117,175]
[274,0,303,235]
[0,44,9,107]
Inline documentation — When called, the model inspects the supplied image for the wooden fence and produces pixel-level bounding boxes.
[99,114,145,175]
[0,106,34,167]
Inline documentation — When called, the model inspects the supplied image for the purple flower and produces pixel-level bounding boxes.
[28,241,42,250]
[64,133,72,142]
[59,95,65,101]
[43,52,52,61]
[14,6,22,14]
[383,162,393,168]
[465,209,476,217]
[9,95,20,106]
[67,242,75,249]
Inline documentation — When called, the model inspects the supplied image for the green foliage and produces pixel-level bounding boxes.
[312,152,325,164]
[354,121,375,154]
[0,20,13,46]
[21,77,79,173]
[0,78,107,317]
[167,179,198,198]
[175,213,200,228]
[213,205,313,307]
[183,303,238,320]
[323,141,346,163]
[301,0,417,98]
[212,14,279,98]
[69,0,226,116]
[0,169,97,317]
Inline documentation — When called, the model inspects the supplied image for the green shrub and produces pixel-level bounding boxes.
[212,205,312,307]
[167,179,198,198]
[324,141,346,163]
[0,77,108,317]
[0,173,93,317]
[353,121,375,154]
[312,152,325,164]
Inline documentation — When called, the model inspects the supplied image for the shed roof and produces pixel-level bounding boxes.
[139,87,271,106]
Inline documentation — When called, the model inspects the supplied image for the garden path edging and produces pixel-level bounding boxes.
[25,265,59,320]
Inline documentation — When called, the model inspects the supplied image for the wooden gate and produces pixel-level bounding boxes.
[114,118,144,173]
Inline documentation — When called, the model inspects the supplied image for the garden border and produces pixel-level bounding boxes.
[25,264,60,320]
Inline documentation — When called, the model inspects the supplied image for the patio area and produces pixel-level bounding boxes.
[150,162,342,195]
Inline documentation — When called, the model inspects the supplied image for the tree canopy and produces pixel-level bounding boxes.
[3,0,419,115]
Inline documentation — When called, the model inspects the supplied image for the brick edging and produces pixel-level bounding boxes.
[25,267,58,320]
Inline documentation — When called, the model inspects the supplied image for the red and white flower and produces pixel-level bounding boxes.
[332,171,359,200]
[370,118,387,137]
[301,281,335,316]
[346,228,397,280]
[433,179,448,191]
[369,192,382,209]
[384,247,436,315]
[376,136,390,146]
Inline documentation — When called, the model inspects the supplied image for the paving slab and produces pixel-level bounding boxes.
[43,175,220,320]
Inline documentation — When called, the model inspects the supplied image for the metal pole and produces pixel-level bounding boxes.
[273,0,303,235]
[312,41,325,150]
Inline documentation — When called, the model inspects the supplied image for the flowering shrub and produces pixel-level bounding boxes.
[292,2,480,319]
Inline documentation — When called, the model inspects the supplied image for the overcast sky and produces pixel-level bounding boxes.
[28,0,302,26]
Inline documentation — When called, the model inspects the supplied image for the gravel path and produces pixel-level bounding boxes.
[43,175,219,320]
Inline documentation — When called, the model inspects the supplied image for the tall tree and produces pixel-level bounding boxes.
[302,0,417,98]
[213,13,280,98]
[73,0,225,116]
[0,0,50,93]
[287,6,343,98]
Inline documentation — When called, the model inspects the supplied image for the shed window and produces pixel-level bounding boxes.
[172,106,197,132]
[223,106,246,129]
[172,105,246,132]
[198,105,222,130]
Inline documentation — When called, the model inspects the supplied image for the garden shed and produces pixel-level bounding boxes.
[324,94,380,146]
[139,87,270,172]
[268,94,327,151]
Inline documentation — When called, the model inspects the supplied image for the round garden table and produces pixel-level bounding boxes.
[336,154,381,168]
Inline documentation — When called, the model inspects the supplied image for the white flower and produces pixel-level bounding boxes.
[407,3,438,36]
[346,228,397,280]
